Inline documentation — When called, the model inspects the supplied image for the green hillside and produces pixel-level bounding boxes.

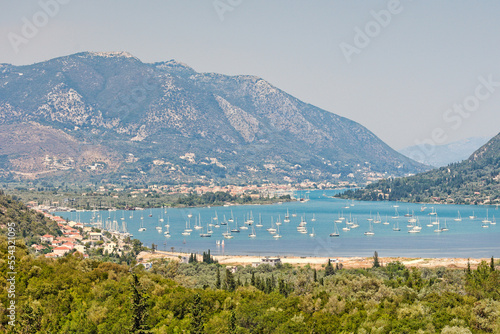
[0,190,60,244]
[339,132,500,205]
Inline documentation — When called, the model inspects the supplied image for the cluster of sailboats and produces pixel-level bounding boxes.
[84,202,498,241]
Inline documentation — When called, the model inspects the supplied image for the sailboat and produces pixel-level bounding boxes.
[213,211,218,222]
[273,224,282,239]
[138,219,146,232]
[267,216,277,234]
[434,220,442,233]
[156,218,162,232]
[311,214,316,222]
[165,216,170,228]
[393,220,401,231]
[256,213,263,228]
[200,222,212,237]
[481,210,491,228]
[292,210,297,218]
[247,211,254,224]
[404,209,413,217]
[296,216,307,234]
[249,226,256,238]
[347,214,357,228]
[426,217,434,227]
[441,219,449,231]
[222,224,232,238]
[392,207,400,219]
[239,221,248,230]
[228,210,234,223]
[230,218,241,233]
[330,222,340,237]
[159,209,164,223]
[284,209,290,223]
[300,215,307,225]
[335,211,344,224]
[374,212,382,224]
[342,219,350,231]
[193,214,203,230]
[184,219,193,233]
[469,211,477,220]
[429,207,437,216]
[149,209,153,217]
[364,220,374,236]
[482,209,492,224]
[187,212,193,218]
[383,215,390,225]
[367,211,373,222]
[432,215,439,225]
[408,211,417,224]
[454,211,462,222]
[309,227,315,237]
[275,215,282,226]
[164,225,171,238]
[491,215,497,225]
[220,215,228,226]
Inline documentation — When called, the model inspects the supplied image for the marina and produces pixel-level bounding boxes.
[56,190,500,258]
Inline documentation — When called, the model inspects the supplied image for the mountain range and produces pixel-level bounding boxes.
[341,132,500,205]
[399,137,491,168]
[0,51,426,184]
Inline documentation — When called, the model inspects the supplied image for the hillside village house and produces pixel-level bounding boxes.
[40,234,55,243]
[252,257,282,267]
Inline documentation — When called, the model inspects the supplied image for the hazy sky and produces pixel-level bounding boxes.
[1,0,499,150]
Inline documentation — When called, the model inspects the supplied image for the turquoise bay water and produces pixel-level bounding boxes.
[57,190,500,258]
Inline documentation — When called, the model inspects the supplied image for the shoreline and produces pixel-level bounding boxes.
[138,251,490,270]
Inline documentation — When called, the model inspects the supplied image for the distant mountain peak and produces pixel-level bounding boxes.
[81,51,138,59]
[154,59,196,76]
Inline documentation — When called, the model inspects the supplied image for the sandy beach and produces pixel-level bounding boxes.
[137,251,489,270]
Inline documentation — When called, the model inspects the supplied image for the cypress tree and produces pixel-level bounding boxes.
[466,258,472,279]
[313,269,317,282]
[191,294,204,334]
[490,256,495,272]
[373,251,380,268]
[325,260,335,276]
[251,272,256,286]
[224,269,236,292]
[130,274,150,334]
[215,266,221,289]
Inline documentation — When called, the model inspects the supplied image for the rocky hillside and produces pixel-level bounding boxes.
[0,52,426,184]
[340,132,500,205]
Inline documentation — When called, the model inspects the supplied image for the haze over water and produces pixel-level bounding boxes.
[58,190,500,258]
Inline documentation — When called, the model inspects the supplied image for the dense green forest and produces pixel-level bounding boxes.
[0,190,60,242]
[1,239,500,333]
[338,133,500,205]
[2,187,500,333]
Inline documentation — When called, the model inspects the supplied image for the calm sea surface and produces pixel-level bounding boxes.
[56,190,500,258]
